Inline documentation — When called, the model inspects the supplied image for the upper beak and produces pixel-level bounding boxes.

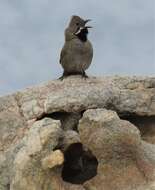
[84,19,92,28]
[84,19,92,24]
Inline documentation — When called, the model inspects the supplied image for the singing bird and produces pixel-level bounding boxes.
[59,15,93,79]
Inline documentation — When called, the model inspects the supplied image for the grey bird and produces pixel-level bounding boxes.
[59,15,93,79]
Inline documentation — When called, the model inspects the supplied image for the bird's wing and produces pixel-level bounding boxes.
[59,44,67,64]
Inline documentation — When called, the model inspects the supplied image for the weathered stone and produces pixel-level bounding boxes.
[0,111,26,151]
[42,150,64,169]
[62,130,81,151]
[10,118,63,190]
[78,109,155,190]
[0,76,155,190]
[0,76,153,121]
[60,112,82,131]
[121,115,155,144]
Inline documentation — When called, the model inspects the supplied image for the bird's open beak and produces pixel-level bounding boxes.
[84,19,92,28]
[74,19,92,35]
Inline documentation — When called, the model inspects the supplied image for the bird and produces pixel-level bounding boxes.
[59,15,93,79]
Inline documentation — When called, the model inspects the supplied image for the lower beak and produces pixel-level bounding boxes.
[74,25,92,35]
[85,26,92,28]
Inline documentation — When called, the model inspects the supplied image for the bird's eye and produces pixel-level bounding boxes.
[76,23,79,26]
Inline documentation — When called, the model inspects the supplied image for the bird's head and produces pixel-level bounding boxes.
[67,15,92,38]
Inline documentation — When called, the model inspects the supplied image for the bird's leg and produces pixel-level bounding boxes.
[81,70,88,79]
[59,71,88,80]
[58,71,69,80]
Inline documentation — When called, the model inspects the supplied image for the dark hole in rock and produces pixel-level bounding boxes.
[37,112,70,120]
[62,143,98,184]
[120,115,155,144]
[6,184,10,190]
[37,111,83,131]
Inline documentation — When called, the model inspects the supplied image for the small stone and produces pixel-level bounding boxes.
[42,150,64,170]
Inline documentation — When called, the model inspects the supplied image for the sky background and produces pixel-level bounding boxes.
[0,0,154,96]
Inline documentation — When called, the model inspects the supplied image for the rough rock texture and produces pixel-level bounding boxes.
[79,109,155,190]
[41,150,64,170]
[0,76,155,190]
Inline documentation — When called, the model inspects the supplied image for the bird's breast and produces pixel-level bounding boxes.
[71,39,92,54]
[61,38,93,73]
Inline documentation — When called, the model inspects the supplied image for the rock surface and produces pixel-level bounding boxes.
[0,76,155,190]
[79,109,155,190]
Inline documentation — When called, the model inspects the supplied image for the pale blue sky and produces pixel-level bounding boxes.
[0,0,154,96]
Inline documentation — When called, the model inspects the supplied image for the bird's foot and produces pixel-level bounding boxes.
[58,71,88,80]
[58,72,69,80]
[58,75,65,81]
[81,71,88,79]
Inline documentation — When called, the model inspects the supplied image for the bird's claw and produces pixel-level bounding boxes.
[82,71,88,79]
[58,76,64,81]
